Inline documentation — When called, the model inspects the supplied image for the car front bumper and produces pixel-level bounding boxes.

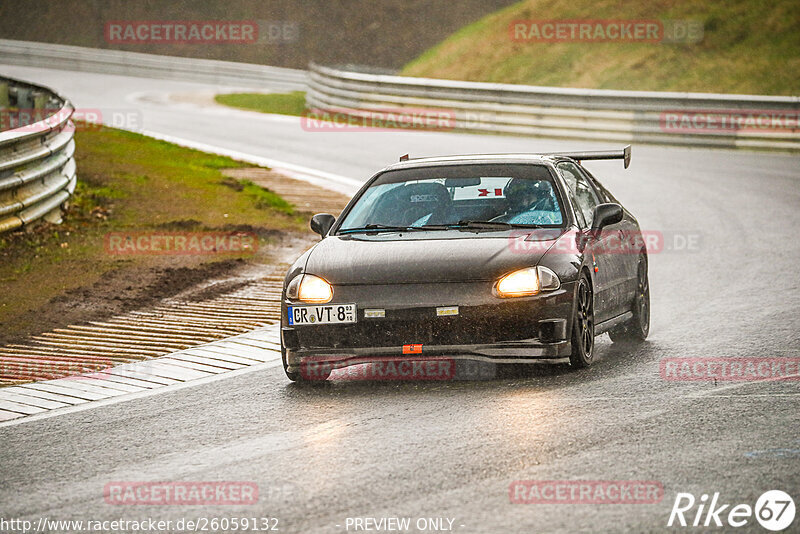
[283,340,571,374]
[281,281,576,373]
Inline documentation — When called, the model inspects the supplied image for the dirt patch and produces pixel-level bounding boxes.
[185,278,254,302]
[0,230,316,348]
[222,167,352,216]
[0,260,240,346]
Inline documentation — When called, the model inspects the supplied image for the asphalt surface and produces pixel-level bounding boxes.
[1,65,799,533]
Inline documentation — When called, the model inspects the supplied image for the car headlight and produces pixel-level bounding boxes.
[495,266,560,298]
[286,274,333,303]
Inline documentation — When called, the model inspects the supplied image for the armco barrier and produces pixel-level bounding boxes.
[307,63,800,151]
[0,77,76,233]
[0,39,307,91]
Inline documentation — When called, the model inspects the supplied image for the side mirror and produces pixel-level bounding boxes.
[310,213,336,237]
[590,203,623,231]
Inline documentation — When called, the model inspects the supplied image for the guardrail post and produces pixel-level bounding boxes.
[0,82,8,108]
[15,87,31,110]
[33,92,47,109]
[33,91,48,123]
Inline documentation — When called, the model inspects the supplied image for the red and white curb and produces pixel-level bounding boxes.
[0,324,282,426]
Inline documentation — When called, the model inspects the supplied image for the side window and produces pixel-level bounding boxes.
[557,162,600,227]
[582,168,619,204]
[559,173,586,227]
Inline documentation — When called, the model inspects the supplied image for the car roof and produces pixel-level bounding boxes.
[382,154,569,171]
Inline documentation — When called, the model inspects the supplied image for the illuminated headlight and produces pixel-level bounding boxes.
[286,274,333,303]
[495,266,560,298]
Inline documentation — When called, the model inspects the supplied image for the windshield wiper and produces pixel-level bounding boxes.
[338,221,537,234]
[452,220,543,230]
[339,224,429,234]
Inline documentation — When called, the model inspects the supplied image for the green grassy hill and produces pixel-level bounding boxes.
[401,0,800,95]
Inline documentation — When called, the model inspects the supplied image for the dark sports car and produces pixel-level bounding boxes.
[281,146,649,381]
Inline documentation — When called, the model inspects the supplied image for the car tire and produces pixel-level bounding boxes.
[608,255,650,343]
[282,346,332,382]
[569,273,595,368]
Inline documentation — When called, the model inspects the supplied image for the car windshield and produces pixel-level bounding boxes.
[337,163,564,233]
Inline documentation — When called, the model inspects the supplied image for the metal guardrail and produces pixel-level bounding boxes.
[307,63,800,151]
[0,39,308,91]
[0,77,76,233]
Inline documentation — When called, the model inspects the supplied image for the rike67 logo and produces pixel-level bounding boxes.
[668,490,795,531]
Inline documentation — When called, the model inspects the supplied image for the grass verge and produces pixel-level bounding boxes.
[0,124,306,342]
[214,91,307,116]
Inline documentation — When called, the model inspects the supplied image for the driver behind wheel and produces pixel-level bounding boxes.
[494,178,561,224]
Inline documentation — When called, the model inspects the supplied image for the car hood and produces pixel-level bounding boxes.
[303,230,567,285]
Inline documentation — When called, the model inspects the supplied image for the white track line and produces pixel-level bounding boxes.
[140,129,362,196]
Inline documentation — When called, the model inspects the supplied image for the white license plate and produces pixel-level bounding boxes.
[288,304,357,325]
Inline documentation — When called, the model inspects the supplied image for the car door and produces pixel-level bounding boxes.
[556,161,624,323]
[583,169,642,316]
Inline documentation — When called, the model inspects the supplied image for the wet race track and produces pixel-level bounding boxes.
[0,66,799,533]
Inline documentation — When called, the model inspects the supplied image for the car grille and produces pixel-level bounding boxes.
[295,314,535,349]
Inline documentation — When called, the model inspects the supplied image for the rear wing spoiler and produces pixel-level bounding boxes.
[398,145,631,168]
[546,145,631,169]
